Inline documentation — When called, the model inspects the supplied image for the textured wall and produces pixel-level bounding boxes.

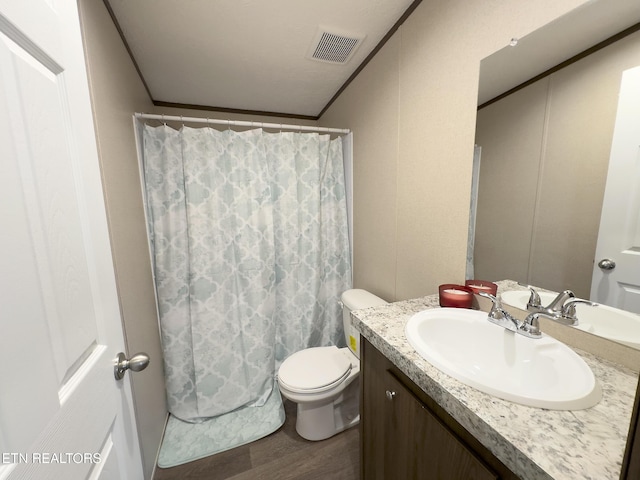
[77,1,165,478]
[76,2,320,477]
[320,0,587,301]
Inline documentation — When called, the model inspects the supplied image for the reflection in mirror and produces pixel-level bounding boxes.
[470,0,640,349]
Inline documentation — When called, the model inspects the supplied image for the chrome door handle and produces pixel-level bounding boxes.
[597,259,616,271]
[114,352,150,380]
[385,390,396,401]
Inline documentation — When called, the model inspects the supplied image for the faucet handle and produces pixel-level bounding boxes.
[520,312,545,338]
[561,299,598,324]
[518,283,544,312]
[478,291,496,301]
[478,292,503,317]
[479,292,521,332]
[478,291,501,309]
[518,283,542,309]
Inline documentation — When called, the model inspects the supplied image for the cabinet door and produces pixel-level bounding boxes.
[361,340,387,479]
[384,372,498,480]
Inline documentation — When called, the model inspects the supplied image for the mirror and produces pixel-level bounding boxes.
[471,0,640,348]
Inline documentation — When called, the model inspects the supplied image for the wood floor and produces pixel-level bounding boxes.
[153,400,360,480]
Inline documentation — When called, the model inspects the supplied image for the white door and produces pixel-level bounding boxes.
[0,1,144,479]
[590,65,640,314]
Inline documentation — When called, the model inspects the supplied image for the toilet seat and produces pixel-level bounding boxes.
[278,346,353,394]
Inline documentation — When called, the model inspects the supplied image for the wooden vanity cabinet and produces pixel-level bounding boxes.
[621,374,640,479]
[361,337,519,480]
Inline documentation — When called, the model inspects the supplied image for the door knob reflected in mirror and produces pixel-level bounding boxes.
[597,259,616,271]
[114,352,150,380]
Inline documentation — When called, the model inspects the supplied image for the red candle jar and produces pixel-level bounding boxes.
[438,284,474,308]
[464,280,498,296]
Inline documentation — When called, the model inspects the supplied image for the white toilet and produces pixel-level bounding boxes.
[277,289,387,441]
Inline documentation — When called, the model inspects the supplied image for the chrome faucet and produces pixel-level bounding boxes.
[478,292,542,339]
[523,285,575,315]
[520,285,597,326]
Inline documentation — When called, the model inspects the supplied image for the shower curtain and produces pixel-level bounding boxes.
[142,125,352,422]
[466,145,482,280]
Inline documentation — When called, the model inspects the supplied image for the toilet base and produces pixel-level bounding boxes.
[295,378,360,441]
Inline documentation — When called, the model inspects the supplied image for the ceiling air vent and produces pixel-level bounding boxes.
[307,29,364,64]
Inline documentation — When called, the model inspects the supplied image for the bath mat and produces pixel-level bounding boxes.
[157,386,285,468]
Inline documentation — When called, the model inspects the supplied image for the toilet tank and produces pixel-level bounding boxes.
[341,289,388,359]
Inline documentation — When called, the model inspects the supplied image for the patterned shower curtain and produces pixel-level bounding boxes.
[142,125,352,422]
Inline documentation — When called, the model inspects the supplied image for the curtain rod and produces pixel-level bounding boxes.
[134,113,350,135]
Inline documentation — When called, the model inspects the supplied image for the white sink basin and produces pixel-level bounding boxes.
[501,290,640,349]
[405,308,601,410]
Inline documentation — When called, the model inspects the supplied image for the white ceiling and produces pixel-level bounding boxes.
[478,0,640,106]
[106,0,416,118]
[106,0,640,118]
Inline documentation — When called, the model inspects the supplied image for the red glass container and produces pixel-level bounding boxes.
[438,284,474,308]
[464,280,498,296]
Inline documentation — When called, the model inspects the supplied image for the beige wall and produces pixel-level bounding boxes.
[319,35,401,301]
[319,0,588,302]
[77,2,319,477]
[77,1,165,478]
[475,80,548,285]
[475,29,640,298]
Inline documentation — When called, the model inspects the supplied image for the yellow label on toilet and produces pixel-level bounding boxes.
[349,335,357,352]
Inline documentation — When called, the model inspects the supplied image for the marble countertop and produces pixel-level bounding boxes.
[351,280,638,480]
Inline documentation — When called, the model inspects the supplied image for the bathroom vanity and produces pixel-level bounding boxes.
[353,288,638,479]
[362,337,516,479]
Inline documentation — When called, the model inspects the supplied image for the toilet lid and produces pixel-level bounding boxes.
[279,346,352,393]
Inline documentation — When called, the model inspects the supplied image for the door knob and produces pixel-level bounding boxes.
[597,259,616,271]
[114,352,150,380]
[385,390,396,401]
